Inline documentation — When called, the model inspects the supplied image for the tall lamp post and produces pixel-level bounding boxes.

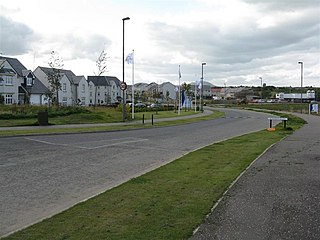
[298,61,303,113]
[201,62,206,112]
[259,76,263,100]
[122,17,130,122]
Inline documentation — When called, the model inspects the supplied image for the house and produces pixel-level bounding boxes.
[159,82,177,100]
[87,76,121,105]
[34,66,88,106]
[0,56,48,105]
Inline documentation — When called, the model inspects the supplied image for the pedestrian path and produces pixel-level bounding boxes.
[192,113,320,240]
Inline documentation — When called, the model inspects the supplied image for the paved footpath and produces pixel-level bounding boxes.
[192,113,320,240]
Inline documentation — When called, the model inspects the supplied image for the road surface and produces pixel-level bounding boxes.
[0,108,273,237]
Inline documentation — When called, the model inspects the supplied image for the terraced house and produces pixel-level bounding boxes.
[87,76,121,106]
[0,56,48,105]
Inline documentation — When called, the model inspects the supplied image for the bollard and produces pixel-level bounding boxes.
[142,114,145,124]
[152,114,154,125]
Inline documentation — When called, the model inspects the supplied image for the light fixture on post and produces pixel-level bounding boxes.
[121,17,130,122]
[201,62,206,112]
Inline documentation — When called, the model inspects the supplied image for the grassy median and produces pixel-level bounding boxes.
[3,114,305,240]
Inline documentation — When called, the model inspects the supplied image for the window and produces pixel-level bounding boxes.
[62,97,67,106]
[27,77,33,86]
[90,92,93,97]
[81,97,86,105]
[5,94,13,104]
[5,76,13,85]
[82,84,85,93]
[90,99,92,104]
[89,85,92,90]
[98,92,100,96]
[63,83,67,92]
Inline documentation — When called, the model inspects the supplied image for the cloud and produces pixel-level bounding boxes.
[0,16,35,55]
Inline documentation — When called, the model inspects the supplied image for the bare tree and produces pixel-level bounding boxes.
[46,51,64,106]
[95,49,108,76]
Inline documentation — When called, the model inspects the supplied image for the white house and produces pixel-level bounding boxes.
[34,66,88,106]
[0,57,48,105]
[159,82,177,100]
[87,76,121,105]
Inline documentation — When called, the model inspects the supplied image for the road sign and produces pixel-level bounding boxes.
[120,82,127,91]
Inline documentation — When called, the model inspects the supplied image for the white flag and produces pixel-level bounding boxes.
[198,83,202,90]
[126,52,134,64]
[178,65,181,79]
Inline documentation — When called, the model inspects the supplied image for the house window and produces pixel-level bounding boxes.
[5,94,13,104]
[63,83,67,92]
[27,77,33,86]
[98,86,100,89]
[98,92,100,96]
[5,76,13,85]
[90,92,93,97]
[82,84,85,93]
[81,97,86,105]
[89,85,92,90]
[62,97,67,106]
[90,99,92,104]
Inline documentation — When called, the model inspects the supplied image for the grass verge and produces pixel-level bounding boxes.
[0,111,223,137]
[3,113,305,240]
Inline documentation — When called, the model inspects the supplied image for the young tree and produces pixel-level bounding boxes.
[95,49,108,76]
[47,51,64,106]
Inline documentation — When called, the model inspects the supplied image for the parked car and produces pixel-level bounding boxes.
[149,103,161,108]
[135,103,146,108]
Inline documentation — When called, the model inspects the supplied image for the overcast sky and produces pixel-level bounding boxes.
[0,0,319,87]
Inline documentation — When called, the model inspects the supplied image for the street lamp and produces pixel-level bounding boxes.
[298,61,303,112]
[259,77,262,100]
[122,17,130,122]
[201,62,206,112]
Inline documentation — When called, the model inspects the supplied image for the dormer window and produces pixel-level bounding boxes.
[27,77,33,86]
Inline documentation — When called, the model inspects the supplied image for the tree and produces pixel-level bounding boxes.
[47,51,64,106]
[95,50,108,76]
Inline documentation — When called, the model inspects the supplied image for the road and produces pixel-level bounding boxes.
[0,108,274,237]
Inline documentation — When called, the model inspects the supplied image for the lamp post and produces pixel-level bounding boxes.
[298,61,303,112]
[122,17,130,122]
[259,77,262,101]
[201,62,206,112]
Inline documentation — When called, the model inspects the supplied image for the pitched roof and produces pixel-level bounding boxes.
[0,56,28,77]
[37,66,76,80]
[87,76,120,87]
[30,78,49,94]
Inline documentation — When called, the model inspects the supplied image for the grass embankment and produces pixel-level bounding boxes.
[3,113,305,240]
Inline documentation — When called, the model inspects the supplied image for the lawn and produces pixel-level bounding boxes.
[3,113,305,240]
[0,105,200,127]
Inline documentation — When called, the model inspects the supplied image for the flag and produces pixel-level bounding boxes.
[179,65,181,79]
[181,90,185,106]
[198,82,202,90]
[126,52,134,64]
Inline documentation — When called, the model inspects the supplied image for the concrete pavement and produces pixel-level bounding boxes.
[192,113,320,240]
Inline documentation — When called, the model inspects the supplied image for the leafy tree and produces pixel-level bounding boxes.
[47,51,64,106]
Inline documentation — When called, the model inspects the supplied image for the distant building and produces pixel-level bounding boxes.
[276,90,315,102]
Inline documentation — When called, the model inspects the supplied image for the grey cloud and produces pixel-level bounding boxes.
[243,0,319,11]
[0,16,35,55]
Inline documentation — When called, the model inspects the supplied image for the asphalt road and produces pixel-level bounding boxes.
[192,113,320,240]
[0,108,274,237]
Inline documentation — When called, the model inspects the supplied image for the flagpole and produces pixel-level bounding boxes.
[195,79,197,112]
[132,49,135,119]
[178,65,181,115]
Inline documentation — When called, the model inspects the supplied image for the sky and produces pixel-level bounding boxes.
[0,0,319,87]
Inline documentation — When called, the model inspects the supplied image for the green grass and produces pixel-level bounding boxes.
[0,111,223,137]
[3,113,305,240]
